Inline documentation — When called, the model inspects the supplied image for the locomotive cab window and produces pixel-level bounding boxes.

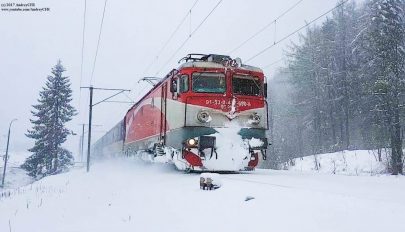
[232,75,262,96]
[192,72,226,93]
[179,74,189,93]
[170,78,177,93]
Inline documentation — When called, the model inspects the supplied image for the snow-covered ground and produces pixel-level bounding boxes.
[1,157,404,232]
[286,150,394,175]
[0,152,33,189]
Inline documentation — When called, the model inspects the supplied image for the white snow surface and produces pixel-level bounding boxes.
[249,137,264,147]
[1,156,405,232]
[203,125,249,171]
[200,172,222,187]
[286,150,392,175]
[0,152,33,189]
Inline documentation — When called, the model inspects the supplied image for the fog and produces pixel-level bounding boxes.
[0,0,360,156]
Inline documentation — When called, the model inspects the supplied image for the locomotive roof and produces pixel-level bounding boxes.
[127,55,263,113]
[179,61,263,73]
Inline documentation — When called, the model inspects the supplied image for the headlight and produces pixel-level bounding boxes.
[249,113,261,125]
[187,138,197,146]
[197,111,211,123]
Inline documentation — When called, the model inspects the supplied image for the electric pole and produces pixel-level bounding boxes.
[1,118,17,188]
[80,86,130,172]
[86,86,93,172]
[78,123,102,163]
[81,123,85,162]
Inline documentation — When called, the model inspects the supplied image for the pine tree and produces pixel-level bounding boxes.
[366,0,405,174]
[21,60,76,178]
[272,1,404,173]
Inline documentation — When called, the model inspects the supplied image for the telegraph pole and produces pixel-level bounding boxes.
[1,118,17,188]
[81,124,85,162]
[81,86,130,172]
[78,123,102,163]
[86,86,93,172]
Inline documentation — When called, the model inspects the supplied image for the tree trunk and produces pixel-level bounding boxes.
[344,104,350,149]
[390,101,403,175]
[297,116,304,157]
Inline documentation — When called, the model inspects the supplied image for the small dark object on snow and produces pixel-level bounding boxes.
[200,177,219,190]
[245,196,255,201]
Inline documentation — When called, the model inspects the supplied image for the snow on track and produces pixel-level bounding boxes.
[1,157,405,232]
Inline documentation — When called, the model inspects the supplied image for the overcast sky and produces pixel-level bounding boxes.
[0,0,364,158]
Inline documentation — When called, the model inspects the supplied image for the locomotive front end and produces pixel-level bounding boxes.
[167,54,269,171]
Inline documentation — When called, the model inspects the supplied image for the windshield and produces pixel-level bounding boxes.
[192,72,226,93]
[232,75,261,96]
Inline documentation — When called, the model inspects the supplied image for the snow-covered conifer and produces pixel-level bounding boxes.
[21,60,76,178]
[366,0,405,174]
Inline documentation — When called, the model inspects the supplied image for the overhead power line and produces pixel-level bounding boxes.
[155,0,223,76]
[79,0,87,89]
[90,0,108,85]
[78,0,87,123]
[229,0,304,55]
[155,36,189,76]
[80,86,130,172]
[263,58,284,70]
[245,0,349,63]
[189,0,222,36]
[130,84,151,105]
[142,0,200,77]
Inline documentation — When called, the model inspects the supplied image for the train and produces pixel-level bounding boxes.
[92,54,269,172]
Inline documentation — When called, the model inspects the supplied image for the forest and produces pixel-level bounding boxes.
[266,0,405,174]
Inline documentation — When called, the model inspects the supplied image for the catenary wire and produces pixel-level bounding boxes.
[263,58,284,69]
[155,0,223,76]
[141,0,200,77]
[79,0,87,89]
[90,0,108,85]
[228,0,304,55]
[245,0,349,63]
[78,0,87,123]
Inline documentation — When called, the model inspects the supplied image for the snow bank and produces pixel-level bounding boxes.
[248,138,264,147]
[202,123,249,171]
[200,172,222,189]
[1,157,405,232]
[286,150,390,175]
[0,152,33,189]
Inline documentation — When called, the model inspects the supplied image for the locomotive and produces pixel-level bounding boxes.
[93,54,269,171]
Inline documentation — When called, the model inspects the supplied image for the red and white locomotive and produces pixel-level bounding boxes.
[93,54,269,171]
